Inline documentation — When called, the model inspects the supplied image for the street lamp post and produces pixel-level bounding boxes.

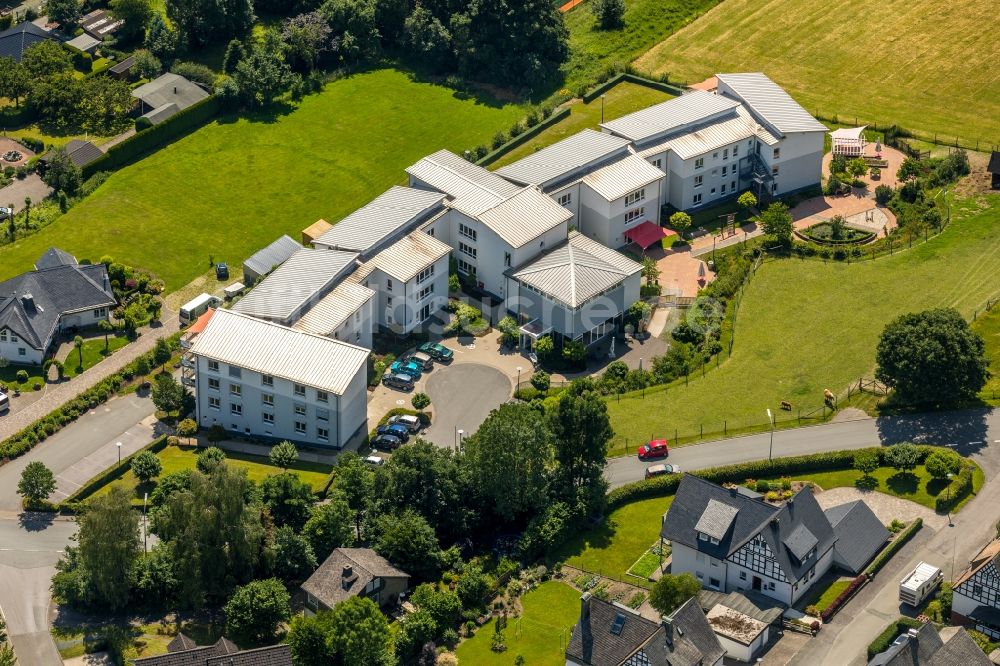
[457,429,464,453]
[600,94,606,123]
[766,409,774,461]
[116,441,122,467]
[516,366,523,391]
[946,472,954,526]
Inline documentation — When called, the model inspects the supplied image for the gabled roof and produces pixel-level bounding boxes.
[475,186,572,248]
[581,154,665,201]
[600,90,742,144]
[868,624,991,666]
[511,231,640,308]
[34,247,77,270]
[406,149,521,217]
[0,263,115,351]
[65,33,100,53]
[204,645,292,666]
[784,523,819,562]
[301,548,408,610]
[166,633,197,653]
[79,9,123,38]
[141,103,181,125]
[132,73,209,111]
[313,186,446,256]
[242,235,301,278]
[109,54,136,74]
[716,72,828,135]
[954,538,1000,589]
[0,22,57,63]
[825,500,890,574]
[293,281,375,337]
[348,230,451,284]
[566,593,659,666]
[637,106,780,160]
[190,309,369,396]
[62,139,104,168]
[635,599,726,666]
[134,638,291,666]
[232,248,358,323]
[495,129,633,188]
[694,498,740,541]
[697,589,786,625]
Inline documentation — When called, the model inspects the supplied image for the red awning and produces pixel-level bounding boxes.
[624,220,675,250]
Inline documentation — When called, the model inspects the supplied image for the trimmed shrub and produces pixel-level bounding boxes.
[865,519,923,576]
[867,617,924,659]
[934,462,975,512]
[819,574,867,622]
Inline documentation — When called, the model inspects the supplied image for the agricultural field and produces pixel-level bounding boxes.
[635,0,999,147]
[972,306,1000,399]
[0,69,529,291]
[607,193,1000,449]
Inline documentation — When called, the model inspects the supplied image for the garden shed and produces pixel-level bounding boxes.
[243,235,302,284]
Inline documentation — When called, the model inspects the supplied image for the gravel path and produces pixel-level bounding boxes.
[813,486,947,530]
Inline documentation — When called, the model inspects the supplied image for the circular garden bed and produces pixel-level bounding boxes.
[797,221,875,246]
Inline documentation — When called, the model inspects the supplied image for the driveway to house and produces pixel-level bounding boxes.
[422,362,512,450]
[0,173,52,211]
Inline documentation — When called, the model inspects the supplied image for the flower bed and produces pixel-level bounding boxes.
[796,221,875,246]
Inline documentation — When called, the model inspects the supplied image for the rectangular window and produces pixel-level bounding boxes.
[733,145,739,156]
[228,366,241,378]
[723,148,729,159]
[651,158,662,170]
[317,408,329,422]
[694,175,703,188]
[416,265,434,284]
[294,403,306,416]
[230,384,241,396]
[557,192,571,206]
[317,390,328,403]
[722,165,727,177]
[459,223,477,241]
[417,285,433,302]
[208,378,220,391]
[262,374,274,387]
[624,188,645,207]
[504,252,511,268]
[208,360,219,372]
[427,227,435,237]
[294,384,306,396]
[698,533,708,542]
[731,181,736,191]
[0,330,5,342]
[386,278,393,292]
[457,259,476,275]
[317,427,329,441]
[739,571,747,580]
[693,193,703,205]
[710,187,716,194]
[262,393,273,406]
[773,148,780,159]
[419,303,432,321]
[772,165,780,176]
[208,396,220,410]
[230,403,242,415]
[772,182,778,193]
[262,412,274,424]
[721,184,727,194]
[459,242,477,258]
[696,572,704,580]
[709,577,721,589]
[712,152,719,159]
[624,207,644,225]
[695,157,704,169]
[768,582,776,591]
[295,421,306,434]
[386,296,392,306]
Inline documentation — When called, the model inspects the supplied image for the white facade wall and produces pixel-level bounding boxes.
[548,182,582,228]
[952,589,979,618]
[757,131,825,197]
[0,329,44,365]
[790,547,835,606]
[362,255,450,335]
[328,299,374,350]
[578,179,664,249]
[714,628,768,663]
[193,356,366,449]
[665,140,750,211]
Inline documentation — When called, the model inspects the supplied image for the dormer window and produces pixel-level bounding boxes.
[697,532,720,545]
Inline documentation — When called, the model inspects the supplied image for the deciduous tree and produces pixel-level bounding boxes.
[77,486,141,610]
[271,524,317,583]
[224,578,290,644]
[260,472,316,530]
[131,450,162,483]
[375,509,441,581]
[110,0,153,41]
[151,374,186,413]
[590,0,624,29]
[649,573,701,616]
[268,440,298,470]
[884,443,921,474]
[18,461,56,504]
[760,201,793,244]
[303,491,354,560]
[924,450,961,479]
[548,391,611,514]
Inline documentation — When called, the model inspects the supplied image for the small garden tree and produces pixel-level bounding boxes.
[562,339,586,366]
[98,319,114,350]
[18,461,56,505]
[737,191,757,217]
[131,450,162,482]
[530,371,550,391]
[224,578,291,644]
[884,443,921,474]
[760,202,793,245]
[268,441,298,470]
[412,392,431,410]
[624,301,651,332]
[875,184,893,206]
[847,158,869,180]
[196,446,227,473]
[153,337,172,369]
[853,451,879,479]
[669,211,692,238]
[73,335,84,370]
[924,450,960,479]
[649,573,701,616]
[590,0,625,29]
[151,374,186,414]
[176,418,198,444]
[497,315,519,347]
[534,335,554,361]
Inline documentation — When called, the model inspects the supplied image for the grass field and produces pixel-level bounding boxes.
[89,445,331,502]
[454,580,580,665]
[634,0,999,146]
[972,306,1000,398]
[62,336,130,379]
[607,193,1000,449]
[0,69,529,291]
[490,83,671,168]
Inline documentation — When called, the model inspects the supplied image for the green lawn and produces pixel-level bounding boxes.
[634,0,999,146]
[62,335,130,378]
[607,194,1000,450]
[455,580,580,666]
[490,82,672,168]
[554,496,673,585]
[972,306,1000,399]
[0,69,529,291]
[88,444,332,502]
[802,577,851,612]
[0,363,44,388]
[560,0,719,91]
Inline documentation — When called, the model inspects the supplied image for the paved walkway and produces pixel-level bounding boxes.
[0,173,51,211]
[812,487,947,530]
[0,311,178,444]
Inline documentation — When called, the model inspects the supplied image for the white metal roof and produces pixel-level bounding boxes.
[243,235,301,277]
[582,154,665,201]
[495,129,633,188]
[232,248,358,322]
[716,73,828,135]
[600,90,741,143]
[406,149,521,217]
[637,106,780,160]
[901,562,941,591]
[313,186,446,255]
[476,186,572,249]
[349,230,451,284]
[191,309,369,396]
[511,231,640,308]
[293,281,375,337]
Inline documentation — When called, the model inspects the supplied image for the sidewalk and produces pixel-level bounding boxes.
[0,312,178,444]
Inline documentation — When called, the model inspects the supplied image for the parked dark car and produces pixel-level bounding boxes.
[383,373,414,391]
[418,341,453,362]
[215,262,229,280]
[371,433,403,450]
[377,424,410,442]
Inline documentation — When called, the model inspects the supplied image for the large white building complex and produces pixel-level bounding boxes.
[186,72,823,448]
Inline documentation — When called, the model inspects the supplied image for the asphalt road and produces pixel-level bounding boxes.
[422,363,512,450]
[606,407,1000,486]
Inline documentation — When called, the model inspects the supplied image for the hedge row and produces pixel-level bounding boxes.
[865,518,923,577]
[820,574,868,622]
[62,435,170,506]
[82,96,221,178]
[934,462,975,512]
[582,72,686,103]
[867,617,924,659]
[476,107,571,168]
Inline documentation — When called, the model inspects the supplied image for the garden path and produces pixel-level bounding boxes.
[812,486,946,530]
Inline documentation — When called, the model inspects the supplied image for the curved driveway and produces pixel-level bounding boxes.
[422,363,511,449]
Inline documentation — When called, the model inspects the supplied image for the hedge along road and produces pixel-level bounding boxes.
[605,405,1000,488]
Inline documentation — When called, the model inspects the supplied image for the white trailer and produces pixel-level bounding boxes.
[899,562,942,607]
[179,293,221,325]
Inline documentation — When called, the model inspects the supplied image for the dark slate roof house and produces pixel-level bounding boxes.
[825,500,890,574]
[132,635,292,666]
[34,247,77,270]
[867,623,991,666]
[0,22,58,63]
[301,547,409,612]
[41,140,104,169]
[132,73,210,124]
[566,593,725,666]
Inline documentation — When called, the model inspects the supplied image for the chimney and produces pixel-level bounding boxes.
[581,592,592,623]
[907,628,920,639]
[20,293,34,311]
[174,86,178,94]
[729,486,739,497]
[662,618,674,648]
[342,564,353,578]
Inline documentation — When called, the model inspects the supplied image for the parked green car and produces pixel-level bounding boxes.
[418,341,454,362]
